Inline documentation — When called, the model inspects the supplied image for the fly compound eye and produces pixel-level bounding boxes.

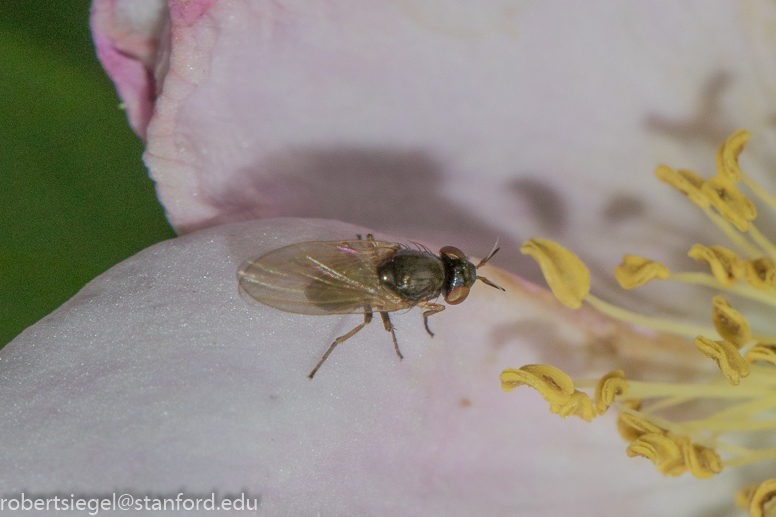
[439,246,466,260]
[443,285,471,305]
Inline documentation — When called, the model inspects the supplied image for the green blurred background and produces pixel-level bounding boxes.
[1,0,176,347]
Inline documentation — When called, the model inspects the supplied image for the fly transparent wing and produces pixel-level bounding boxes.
[238,240,412,314]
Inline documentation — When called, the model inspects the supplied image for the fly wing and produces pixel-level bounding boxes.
[238,239,412,314]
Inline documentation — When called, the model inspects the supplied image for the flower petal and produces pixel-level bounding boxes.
[0,218,737,515]
[91,1,776,280]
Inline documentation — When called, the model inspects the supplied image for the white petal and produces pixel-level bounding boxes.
[0,218,738,515]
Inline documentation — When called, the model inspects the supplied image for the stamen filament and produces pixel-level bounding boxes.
[747,223,776,262]
[681,419,776,434]
[743,172,776,214]
[699,393,776,422]
[669,272,776,307]
[724,448,776,468]
[703,207,762,258]
[615,380,766,399]
[715,442,767,458]
[585,294,717,340]
[640,396,698,414]
[751,334,776,345]
[749,365,776,383]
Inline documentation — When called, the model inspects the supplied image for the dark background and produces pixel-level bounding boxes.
[1,0,176,346]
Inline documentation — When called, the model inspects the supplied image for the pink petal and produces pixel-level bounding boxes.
[91,0,167,139]
[92,2,776,264]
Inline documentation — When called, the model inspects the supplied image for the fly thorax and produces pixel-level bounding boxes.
[377,250,445,302]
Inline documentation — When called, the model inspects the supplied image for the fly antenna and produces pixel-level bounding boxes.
[475,238,505,291]
[475,238,500,269]
[477,275,505,292]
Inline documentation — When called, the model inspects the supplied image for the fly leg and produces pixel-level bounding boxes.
[417,301,445,337]
[309,311,373,379]
[379,312,403,360]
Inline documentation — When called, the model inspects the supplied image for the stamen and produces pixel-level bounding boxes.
[747,223,776,262]
[584,294,715,339]
[626,433,686,476]
[503,131,776,512]
[748,478,776,517]
[674,434,723,479]
[499,364,575,403]
[711,295,751,348]
[743,172,776,213]
[715,129,750,184]
[744,344,776,366]
[745,257,776,291]
[693,336,750,385]
[613,255,670,289]
[550,390,594,423]
[687,244,745,286]
[519,238,590,309]
[618,405,723,479]
[594,370,628,415]
[702,177,757,232]
[737,484,758,511]
[616,404,662,441]
[669,271,776,307]
[655,165,710,208]
[701,207,762,258]
[500,365,594,422]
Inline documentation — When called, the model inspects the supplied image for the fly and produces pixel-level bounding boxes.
[238,234,504,378]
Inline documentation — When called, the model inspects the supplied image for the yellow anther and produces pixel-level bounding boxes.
[613,255,670,289]
[499,365,575,407]
[594,370,629,415]
[616,407,663,442]
[737,484,758,510]
[626,430,722,479]
[674,434,723,479]
[549,390,594,422]
[749,479,776,517]
[693,336,750,385]
[520,238,591,309]
[702,176,757,232]
[715,129,751,184]
[744,344,776,366]
[711,295,751,349]
[745,257,776,291]
[655,165,710,208]
[626,433,686,477]
[688,244,745,286]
